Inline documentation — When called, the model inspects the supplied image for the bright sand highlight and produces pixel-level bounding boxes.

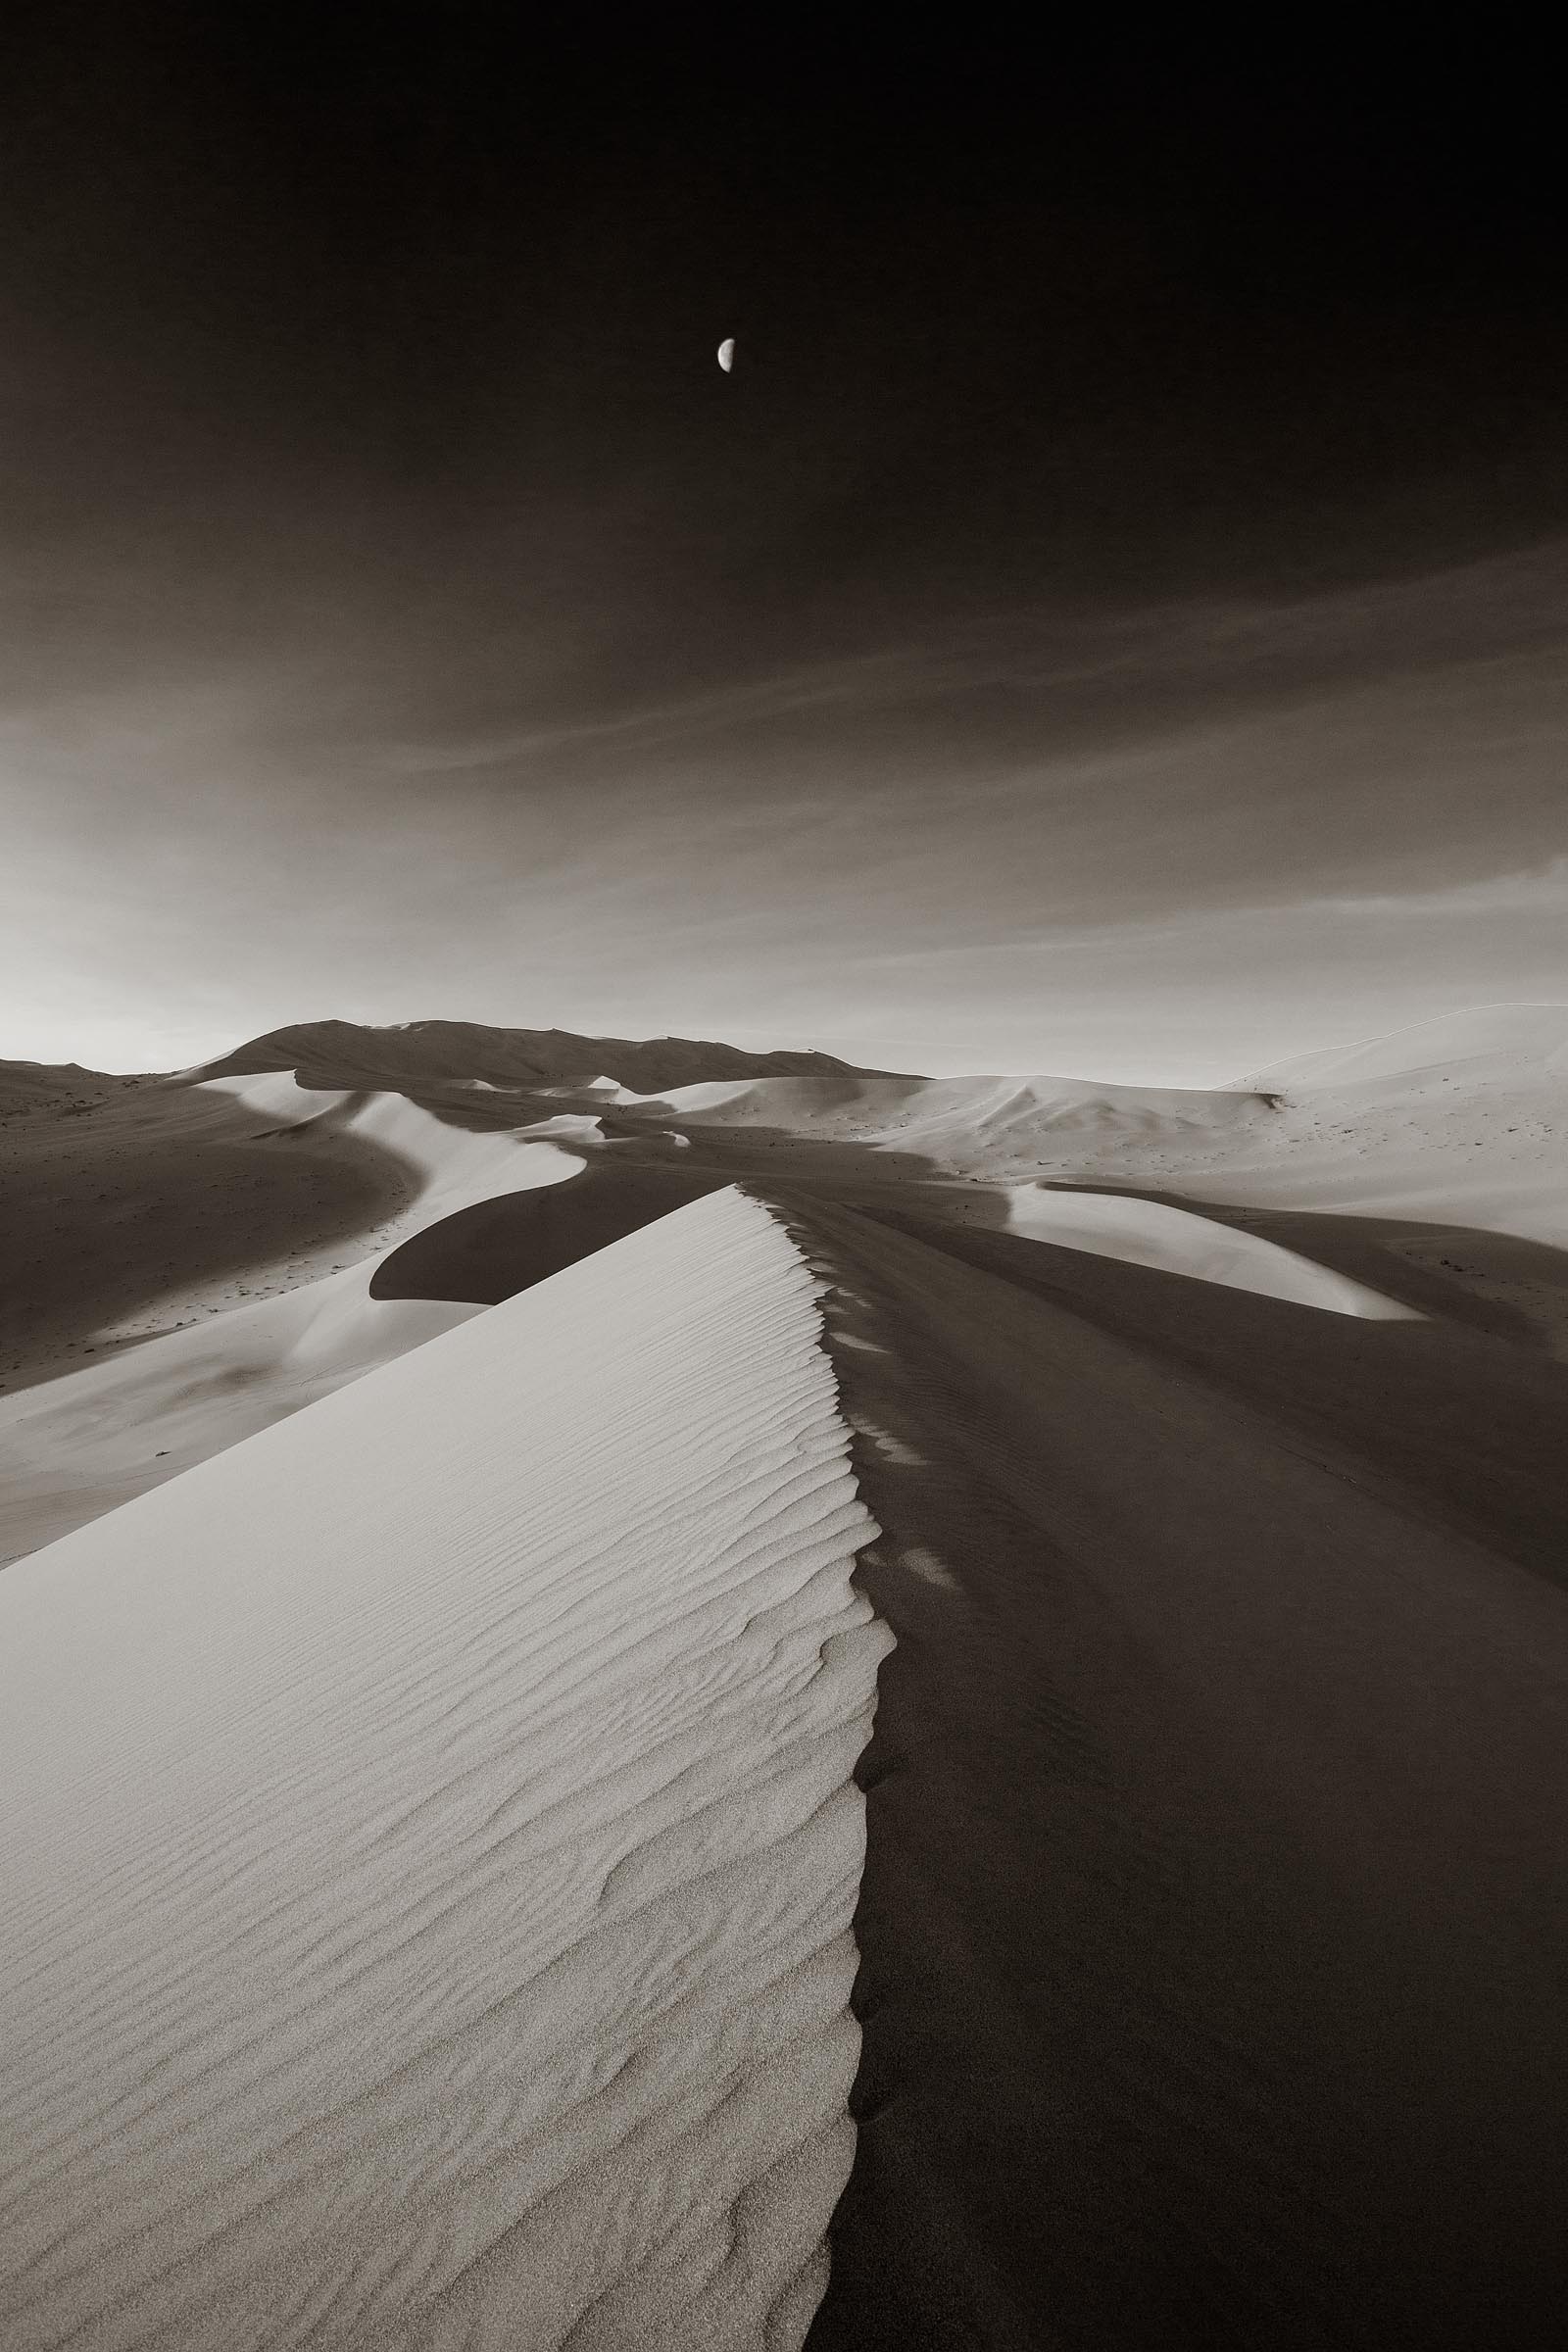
[0,1189,887,2350]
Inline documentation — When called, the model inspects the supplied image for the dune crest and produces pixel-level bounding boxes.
[0,1189,888,2350]
[1003,1184,1416,1315]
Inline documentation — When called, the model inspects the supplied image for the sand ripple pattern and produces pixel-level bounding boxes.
[0,1188,887,2351]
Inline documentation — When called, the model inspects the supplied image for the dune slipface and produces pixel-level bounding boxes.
[0,1189,888,2351]
[793,1200,1568,2350]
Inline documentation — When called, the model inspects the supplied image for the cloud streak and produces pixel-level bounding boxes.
[5,540,1568,1080]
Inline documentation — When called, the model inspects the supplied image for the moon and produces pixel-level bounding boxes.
[717,337,735,373]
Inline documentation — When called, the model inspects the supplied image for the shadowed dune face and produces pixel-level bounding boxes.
[0,1080,420,1395]
[790,1200,1568,2352]
[196,1017,901,1095]
[864,1204,1568,1583]
[1028,1185,1568,1355]
[369,1159,731,1304]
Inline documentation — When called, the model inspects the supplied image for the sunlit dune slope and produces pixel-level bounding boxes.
[0,1189,887,2352]
[1002,1183,1414,1314]
[615,1068,1275,1166]
[0,1132,735,1563]
[0,1086,590,1560]
[1241,1000,1568,1087]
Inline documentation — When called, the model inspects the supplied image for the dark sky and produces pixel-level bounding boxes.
[5,7,1567,1075]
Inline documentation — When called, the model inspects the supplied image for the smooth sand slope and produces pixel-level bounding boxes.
[0,1189,887,2351]
[0,1082,605,1560]
[1240,1000,1568,1087]
[1000,1184,1414,1314]
[792,1200,1568,2350]
[0,1114,735,1564]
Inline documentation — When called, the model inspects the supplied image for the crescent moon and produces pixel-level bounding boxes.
[717,338,735,373]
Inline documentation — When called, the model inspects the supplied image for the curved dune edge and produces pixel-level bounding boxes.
[0,1189,888,2351]
[1003,1184,1418,1317]
[0,1152,733,1569]
[0,1105,586,1566]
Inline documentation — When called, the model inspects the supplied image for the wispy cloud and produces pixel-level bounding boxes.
[7,540,1568,1075]
[1315,858,1568,920]
[368,538,1568,782]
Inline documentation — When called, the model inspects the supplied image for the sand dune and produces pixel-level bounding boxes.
[1242,1000,1568,1087]
[791,1200,1568,2348]
[4,1007,1567,2346]
[368,1156,731,1304]
[1002,1183,1415,1315]
[0,1058,134,1119]
[0,1189,887,2351]
[5,1004,1565,1564]
[199,1069,595,1211]
[618,1069,1276,1168]
[0,1116,731,1562]
[0,1088,585,1560]
[588,1016,1568,1344]
[0,1256,483,1564]
[196,1018,890,1096]
[599,1046,1567,1255]
[0,1070,420,1396]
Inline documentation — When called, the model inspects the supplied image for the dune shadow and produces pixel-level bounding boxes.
[860,1199,1568,1588]
[367,1084,572,1136]
[1027,1178,1568,1350]
[792,1197,1568,2352]
[368,1158,732,1304]
[0,1089,423,1395]
[366,1102,1017,1308]
[594,1113,1021,1225]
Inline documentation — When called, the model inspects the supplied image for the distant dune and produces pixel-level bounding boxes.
[1241,1000,1568,1088]
[5,1005,1567,1560]
[0,1055,135,1119]
[195,1017,903,1094]
[3,1006,1567,2344]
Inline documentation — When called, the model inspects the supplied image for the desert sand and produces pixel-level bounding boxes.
[3,1006,1567,2346]
[1,1189,887,2348]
